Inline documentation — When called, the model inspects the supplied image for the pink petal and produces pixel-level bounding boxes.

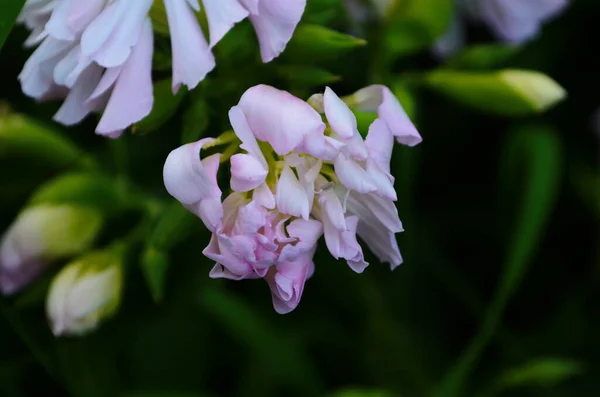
[163,138,216,205]
[230,154,268,192]
[317,188,347,231]
[324,86,358,140]
[353,85,422,147]
[253,183,276,209]
[81,0,153,68]
[276,165,310,220]
[365,118,394,175]
[53,63,103,125]
[249,0,306,62]
[238,85,325,155]
[202,0,249,48]
[334,154,377,194]
[228,106,268,168]
[95,18,154,136]
[164,0,216,91]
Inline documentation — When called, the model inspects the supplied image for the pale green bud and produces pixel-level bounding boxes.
[46,250,124,336]
[0,205,103,295]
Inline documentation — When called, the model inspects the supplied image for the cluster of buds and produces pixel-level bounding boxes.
[17,0,306,137]
[164,84,421,313]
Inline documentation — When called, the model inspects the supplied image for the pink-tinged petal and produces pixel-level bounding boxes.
[191,153,223,231]
[164,0,215,91]
[228,106,268,168]
[81,0,153,68]
[334,154,377,194]
[249,0,306,62]
[324,86,358,140]
[230,154,268,192]
[232,201,266,235]
[276,165,310,220]
[202,0,249,48]
[343,131,369,161]
[321,213,368,273]
[318,188,347,231]
[86,66,121,102]
[238,85,325,155]
[163,137,216,205]
[220,192,248,232]
[66,0,105,35]
[239,0,259,14]
[342,216,369,273]
[356,222,403,270]
[19,38,73,99]
[205,234,256,280]
[353,85,422,147]
[266,255,314,314]
[366,158,397,201]
[365,118,393,175]
[95,19,154,136]
[53,45,78,86]
[253,183,276,209]
[53,63,103,126]
[286,219,322,249]
[346,192,403,234]
[44,0,76,41]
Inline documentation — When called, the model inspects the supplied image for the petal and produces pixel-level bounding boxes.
[53,63,104,126]
[95,19,154,136]
[164,0,216,91]
[352,85,422,147]
[45,0,76,41]
[324,86,358,140]
[276,165,310,220]
[202,0,249,48]
[192,153,223,231]
[249,0,306,62]
[317,188,347,230]
[230,154,268,192]
[346,192,403,234]
[334,154,377,194]
[365,118,393,175]
[239,0,259,14]
[163,138,216,205]
[81,0,153,68]
[366,158,397,201]
[253,182,276,209]
[228,106,268,168]
[238,85,325,155]
[266,255,314,314]
[66,0,106,35]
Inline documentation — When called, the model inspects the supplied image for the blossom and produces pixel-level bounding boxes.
[435,0,569,58]
[46,249,123,336]
[163,84,421,313]
[0,205,103,295]
[17,0,307,137]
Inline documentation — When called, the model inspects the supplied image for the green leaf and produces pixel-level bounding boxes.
[284,24,366,62]
[148,201,197,250]
[0,0,25,51]
[275,65,340,86]
[28,172,128,215]
[426,69,566,116]
[140,247,169,303]
[444,44,520,70]
[181,96,210,144]
[385,0,455,57]
[495,358,583,390]
[134,79,186,134]
[0,106,92,168]
[432,125,563,397]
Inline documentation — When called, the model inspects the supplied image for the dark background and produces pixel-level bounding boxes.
[0,0,598,396]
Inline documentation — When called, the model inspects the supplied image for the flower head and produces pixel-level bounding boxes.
[163,83,421,313]
[17,0,307,137]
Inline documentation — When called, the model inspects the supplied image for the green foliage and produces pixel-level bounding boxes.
[385,0,455,57]
[134,79,187,135]
[0,0,24,51]
[284,24,366,62]
[444,44,521,70]
[425,69,566,116]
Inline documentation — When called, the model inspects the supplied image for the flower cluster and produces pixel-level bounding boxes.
[163,84,421,313]
[17,0,306,137]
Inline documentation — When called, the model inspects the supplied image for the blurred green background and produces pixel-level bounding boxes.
[0,0,599,396]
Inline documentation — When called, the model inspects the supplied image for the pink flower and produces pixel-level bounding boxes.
[163,83,420,313]
[17,0,307,137]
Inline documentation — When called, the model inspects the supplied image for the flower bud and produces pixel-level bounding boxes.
[46,249,124,336]
[0,205,103,295]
